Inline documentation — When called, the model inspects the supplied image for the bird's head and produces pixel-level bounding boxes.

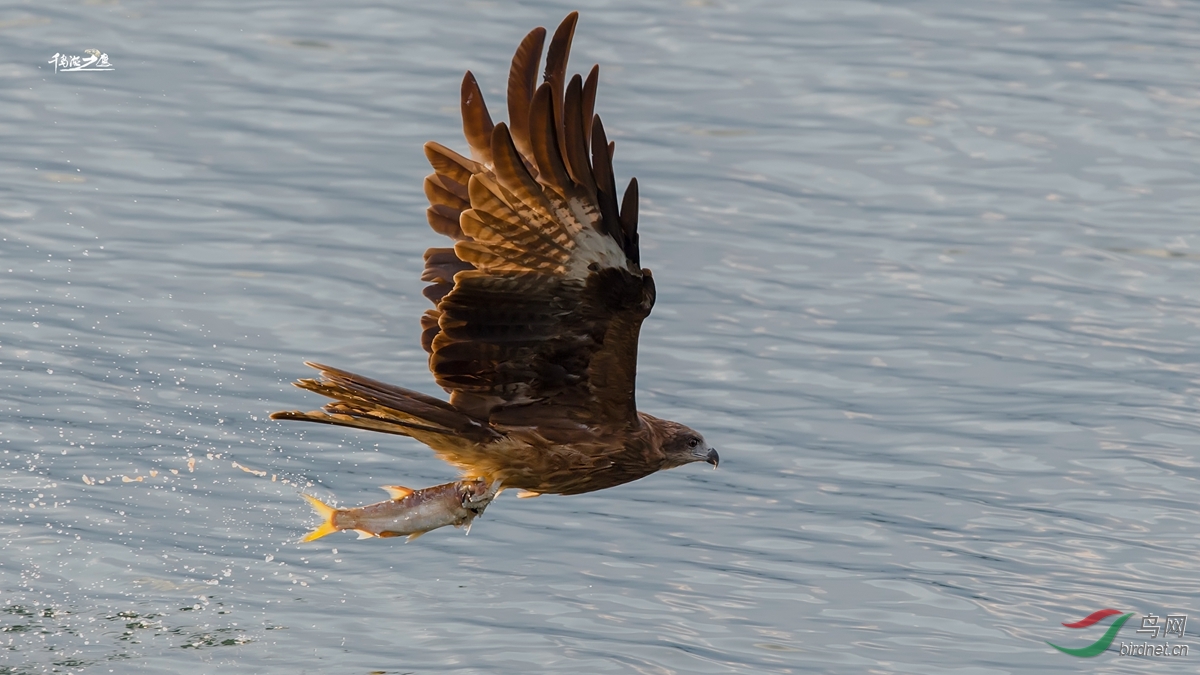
[659,421,719,470]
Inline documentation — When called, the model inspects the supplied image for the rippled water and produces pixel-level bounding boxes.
[3,1,1200,673]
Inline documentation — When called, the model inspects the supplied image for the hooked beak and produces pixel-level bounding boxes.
[706,448,719,468]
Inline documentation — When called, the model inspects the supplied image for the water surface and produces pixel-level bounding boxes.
[3,1,1200,673]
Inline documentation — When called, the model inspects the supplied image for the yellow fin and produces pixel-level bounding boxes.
[300,494,339,543]
[516,490,540,499]
[380,485,414,500]
[405,531,425,543]
[354,529,376,540]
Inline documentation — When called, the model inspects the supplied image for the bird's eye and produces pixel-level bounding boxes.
[688,438,699,448]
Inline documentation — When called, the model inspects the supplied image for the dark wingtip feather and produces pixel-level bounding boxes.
[590,115,622,244]
[582,65,599,142]
[619,177,639,265]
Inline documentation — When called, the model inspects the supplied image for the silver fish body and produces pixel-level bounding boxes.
[301,478,498,542]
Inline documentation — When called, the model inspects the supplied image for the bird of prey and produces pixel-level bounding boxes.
[272,12,717,524]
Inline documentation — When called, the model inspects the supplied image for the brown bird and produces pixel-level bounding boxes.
[272,12,717,519]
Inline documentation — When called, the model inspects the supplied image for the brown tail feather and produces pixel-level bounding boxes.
[270,408,447,437]
[271,363,500,443]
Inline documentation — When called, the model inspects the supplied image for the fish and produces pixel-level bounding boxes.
[300,478,499,542]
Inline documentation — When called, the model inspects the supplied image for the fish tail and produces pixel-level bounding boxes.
[300,494,340,542]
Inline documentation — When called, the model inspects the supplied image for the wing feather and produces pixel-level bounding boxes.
[529,84,573,195]
[425,204,465,241]
[620,177,640,266]
[489,123,566,241]
[423,174,470,212]
[507,27,547,163]
[460,72,494,165]
[424,141,482,185]
[418,12,650,427]
[581,65,598,143]
[544,11,577,164]
[590,116,622,245]
[562,74,596,194]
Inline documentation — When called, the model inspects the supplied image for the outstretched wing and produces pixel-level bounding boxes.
[419,12,653,433]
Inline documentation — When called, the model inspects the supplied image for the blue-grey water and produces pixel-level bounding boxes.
[3,1,1200,673]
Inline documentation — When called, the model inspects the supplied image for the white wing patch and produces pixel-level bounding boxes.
[568,222,630,278]
[554,195,628,278]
